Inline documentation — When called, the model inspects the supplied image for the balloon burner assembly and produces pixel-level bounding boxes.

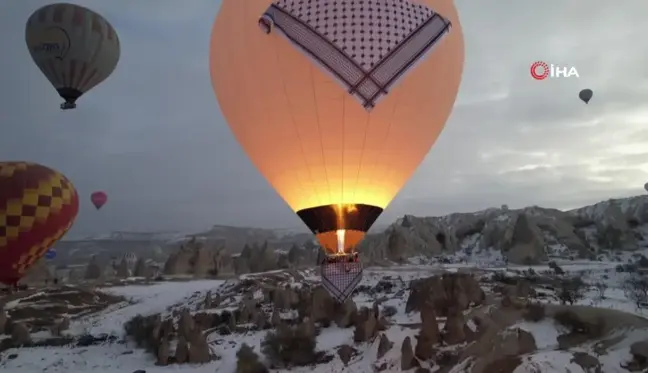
[320,230,363,303]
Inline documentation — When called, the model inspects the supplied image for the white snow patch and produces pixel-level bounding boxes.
[512,320,560,350]
[69,280,223,336]
[514,351,584,373]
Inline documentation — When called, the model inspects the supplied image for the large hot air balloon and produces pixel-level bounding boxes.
[211,0,464,251]
[211,0,463,299]
[91,191,107,210]
[0,162,79,286]
[25,3,120,110]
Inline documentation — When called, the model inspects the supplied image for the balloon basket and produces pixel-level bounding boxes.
[320,253,362,303]
[60,102,76,110]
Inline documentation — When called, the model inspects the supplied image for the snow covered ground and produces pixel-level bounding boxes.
[510,321,647,373]
[68,280,226,336]
[1,260,647,373]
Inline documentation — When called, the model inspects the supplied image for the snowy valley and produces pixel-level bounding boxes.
[2,196,648,373]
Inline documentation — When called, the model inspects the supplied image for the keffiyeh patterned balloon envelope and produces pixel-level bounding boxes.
[210,0,464,301]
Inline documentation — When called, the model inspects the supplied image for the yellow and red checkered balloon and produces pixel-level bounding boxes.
[0,162,79,285]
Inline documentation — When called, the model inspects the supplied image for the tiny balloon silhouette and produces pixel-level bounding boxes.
[579,89,593,104]
[644,182,648,192]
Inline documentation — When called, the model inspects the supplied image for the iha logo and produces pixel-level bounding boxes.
[530,61,579,80]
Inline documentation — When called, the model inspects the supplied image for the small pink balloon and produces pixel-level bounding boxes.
[91,191,107,210]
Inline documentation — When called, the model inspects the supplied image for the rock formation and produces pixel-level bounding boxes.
[163,238,235,277]
[161,237,322,277]
[84,255,104,280]
[501,213,547,264]
[115,257,131,278]
[359,195,648,264]
[133,257,148,277]
[401,336,418,370]
[406,273,484,316]
[376,333,393,359]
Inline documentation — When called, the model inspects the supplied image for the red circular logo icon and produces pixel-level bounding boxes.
[530,61,549,80]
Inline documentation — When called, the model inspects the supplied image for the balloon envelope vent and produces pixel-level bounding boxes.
[321,259,363,303]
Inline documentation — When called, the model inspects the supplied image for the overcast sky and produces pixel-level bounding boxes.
[2,0,648,238]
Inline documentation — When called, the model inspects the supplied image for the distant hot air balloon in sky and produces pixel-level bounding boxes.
[579,89,593,104]
[644,182,648,193]
[45,247,57,260]
[0,162,79,286]
[25,3,120,110]
[91,191,107,210]
[210,0,464,258]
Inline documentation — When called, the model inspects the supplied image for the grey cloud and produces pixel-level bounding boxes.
[391,0,648,222]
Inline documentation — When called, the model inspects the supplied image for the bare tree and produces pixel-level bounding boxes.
[593,282,608,302]
[623,274,648,309]
[557,277,586,305]
[548,261,565,275]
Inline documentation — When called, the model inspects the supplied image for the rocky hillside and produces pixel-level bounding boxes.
[53,195,648,269]
[191,225,317,253]
[52,226,315,267]
[161,238,320,278]
[51,238,169,268]
[359,195,648,265]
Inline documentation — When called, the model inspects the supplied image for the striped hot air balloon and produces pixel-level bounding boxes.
[0,162,79,286]
[25,3,120,110]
